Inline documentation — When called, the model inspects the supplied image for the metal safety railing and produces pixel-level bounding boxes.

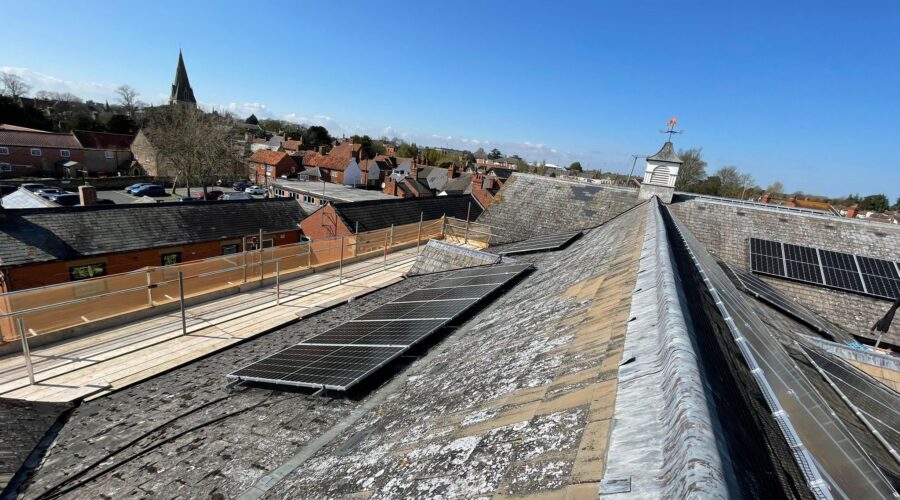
[0,217,447,384]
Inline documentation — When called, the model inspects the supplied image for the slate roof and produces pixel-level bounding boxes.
[332,194,481,232]
[73,131,135,150]
[0,199,306,268]
[169,50,196,105]
[441,173,474,194]
[647,141,683,164]
[0,130,81,149]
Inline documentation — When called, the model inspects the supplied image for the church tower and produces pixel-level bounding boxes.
[639,118,683,203]
[169,50,197,106]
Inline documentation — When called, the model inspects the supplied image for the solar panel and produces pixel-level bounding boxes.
[228,262,532,391]
[229,344,405,390]
[749,238,785,277]
[819,250,866,293]
[497,231,583,255]
[305,319,447,347]
[856,256,900,300]
[783,244,823,284]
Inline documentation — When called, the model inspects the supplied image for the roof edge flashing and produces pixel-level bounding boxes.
[602,197,728,497]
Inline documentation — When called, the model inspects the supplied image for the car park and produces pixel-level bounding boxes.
[37,188,67,199]
[245,185,267,195]
[232,181,250,191]
[22,183,51,192]
[49,193,81,206]
[221,191,252,201]
[201,190,223,201]
[132,185,167,197]
[125,183,155,194]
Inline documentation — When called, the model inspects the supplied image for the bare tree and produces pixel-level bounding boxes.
[675,148,708,190]
[1,72,31,100]
[766,181,784,194]
[145,106,241,196]
[115,84,139,117]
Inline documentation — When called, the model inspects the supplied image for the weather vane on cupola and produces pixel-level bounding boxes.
[660,117,683,142]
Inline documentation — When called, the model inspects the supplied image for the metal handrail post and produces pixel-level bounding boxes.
[17,317,34,385]
[258,229,264,283]
[383,230,389,267]
[242,249,248,284]
[275,261,281,305]
[354,222,359,257]
[464,202,471,244]
[339,237,345,285]
[178,271,187,336]
[417,212,423,254]
[145,269,153,306]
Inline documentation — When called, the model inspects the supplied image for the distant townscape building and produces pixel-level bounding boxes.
[169,50,197,106]
[0,126,136,178]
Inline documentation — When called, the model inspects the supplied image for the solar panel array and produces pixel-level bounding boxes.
[497,231,583,255]
[228,263,531,391]
[749,238,900,301]
[721,262,855,345]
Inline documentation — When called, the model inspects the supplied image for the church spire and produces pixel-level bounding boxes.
[169,50,197,106]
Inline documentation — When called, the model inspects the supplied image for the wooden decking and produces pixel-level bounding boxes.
[0,249,419,403]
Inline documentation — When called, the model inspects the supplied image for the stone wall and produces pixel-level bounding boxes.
[668,196,900,345]
[407,240,501,276]
[476,173,641,243]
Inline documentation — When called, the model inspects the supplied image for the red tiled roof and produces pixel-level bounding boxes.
[0,130,82,149]
[74,130,135,150]
[282,139,302,151]
[249,150,295,169]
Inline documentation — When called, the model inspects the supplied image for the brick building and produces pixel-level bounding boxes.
[0,198,307,292]
[306,142,363,185]
[0,129,85,178]
[300,194,481,240]
[73,130,135,174]
[248,150,298,186]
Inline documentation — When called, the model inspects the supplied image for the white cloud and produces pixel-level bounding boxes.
[0,66,123,103]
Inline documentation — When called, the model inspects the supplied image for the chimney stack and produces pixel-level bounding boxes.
[847,206,858,218]
[78,185,98,206]
[448,165,457,179]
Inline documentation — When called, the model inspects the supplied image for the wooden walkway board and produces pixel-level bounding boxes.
[0,250,417,403]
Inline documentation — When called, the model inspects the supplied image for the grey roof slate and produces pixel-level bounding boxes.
[647,141,683,164]
[0,199,306,268]
[332,195,481,233]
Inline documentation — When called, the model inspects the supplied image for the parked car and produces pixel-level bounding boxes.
[0,185,18,196]
[245,185,267,195]
[37,188,67,199]
[220,191,252,201]
[22,183,51,192]
[232,181,250,191]
[201,190,223,201]
[132,185,167,197]
[125,183,155,194]
[49,193,81,206]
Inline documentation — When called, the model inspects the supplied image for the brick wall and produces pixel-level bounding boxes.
[3,230,300,291]
[477,173,641,243]
[0,145,87,178]
[299,205,351,240]
[668,196,900,345]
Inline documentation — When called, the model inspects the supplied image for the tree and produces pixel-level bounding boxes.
[34,90,82,103]
[675,148,707,190]
[68,113,104,132]
[302,125,332,150]
[766,181,784,194]
[106,114,137,134]
[0,73,31,100]
[350,134,385,159]
[488,148,503,160]
[396,142,419,158]
[893,197,900,211]
[568,161,582,172]
[144,106,241,196]
[858,194,890,213]
[0,95,53,131]
[115,85,139,117]
[245,114,259,125]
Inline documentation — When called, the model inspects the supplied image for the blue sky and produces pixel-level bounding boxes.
[2,0,898,200]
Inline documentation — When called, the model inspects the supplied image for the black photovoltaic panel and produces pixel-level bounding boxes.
[228,263,532,390]
[857,256,900,300]
[749,238,785,277]
[305,319,446,346]
[819,250,866,293]
[354,299,478,321]
[783,244,823,284]
[722,263,854,344]
[497,231,583,255]
[749,238,900,301]
[229,344,405,390]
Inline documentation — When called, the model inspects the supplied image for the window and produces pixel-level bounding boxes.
[0,163,10,173]
[30,148,42,157]
[105,151,114,159]
[303,195,315,204]
[60,149,70,158]
[222,243,240,255]
[0,147,8,155]
[161,252,181,266]
[70,262,106,281]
